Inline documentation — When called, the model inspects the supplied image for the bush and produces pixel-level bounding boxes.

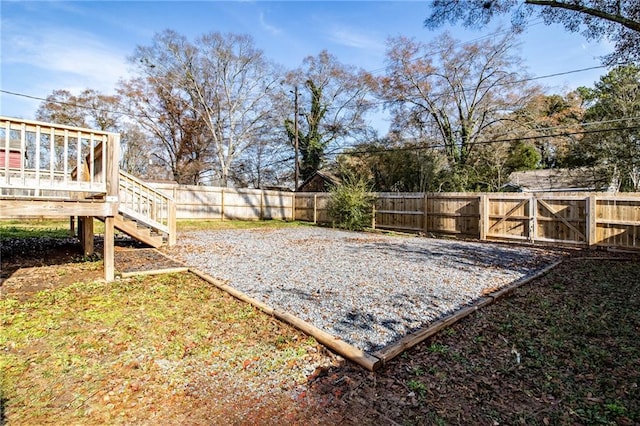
[327,176,374,231]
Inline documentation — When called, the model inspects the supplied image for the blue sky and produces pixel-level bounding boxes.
[1,1,613,133]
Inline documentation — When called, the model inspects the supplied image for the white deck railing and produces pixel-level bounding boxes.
[0,116,117,199]
[119,170,175,239]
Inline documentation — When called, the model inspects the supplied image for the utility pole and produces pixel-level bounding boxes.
[293,85,300,191]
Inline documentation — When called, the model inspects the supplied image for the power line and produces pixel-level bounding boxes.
[0,89,148,121]
[0,62,618,127]
[324,122,640,158]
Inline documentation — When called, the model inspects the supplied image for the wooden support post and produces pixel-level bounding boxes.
[69,216,76,236]
[104,216,115,281]
[168,199,177,246]
[479,194,489,240]
[587,194,597,248]
[79,216,94,256]
[77,217,83,242]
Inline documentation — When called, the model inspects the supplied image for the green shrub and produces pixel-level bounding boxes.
[327,175,374,231]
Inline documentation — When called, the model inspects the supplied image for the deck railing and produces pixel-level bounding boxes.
[0,116,118,199]
[119,170,176,244]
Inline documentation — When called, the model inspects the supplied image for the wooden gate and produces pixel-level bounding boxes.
[484,194,588,245]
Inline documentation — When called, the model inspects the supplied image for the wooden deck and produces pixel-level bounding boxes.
[1,116,121,280]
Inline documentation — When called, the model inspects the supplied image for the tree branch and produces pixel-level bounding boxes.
[526,0,640,32]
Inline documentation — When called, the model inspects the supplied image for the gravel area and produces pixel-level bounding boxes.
[167,227,562,352]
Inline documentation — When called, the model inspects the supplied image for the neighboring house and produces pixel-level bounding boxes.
[504,168,615,193]
[0,140,26,168]
[297,170,341,192]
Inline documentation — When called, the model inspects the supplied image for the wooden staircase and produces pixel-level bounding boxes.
[113,213,164,247]
[111,171,176,248]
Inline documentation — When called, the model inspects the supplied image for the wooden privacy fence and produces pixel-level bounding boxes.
[150,183,295,221]
[148,183,640,250]
[295,191,640,250]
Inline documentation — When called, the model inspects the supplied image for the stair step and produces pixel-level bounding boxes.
[150,235,164,246]
[135,227,152,237]
[113,215,164,248]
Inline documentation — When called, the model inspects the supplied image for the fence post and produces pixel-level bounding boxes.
[371,202,376,229]
[260,190,264,220]
[291,192,296,221]
[587,194,597,248]
[528,195,537,244]
[479,194,488,240]
[423,193,428,234]
[313,193,317,224]
[221,188,225,221]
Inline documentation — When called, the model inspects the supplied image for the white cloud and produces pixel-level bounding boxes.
[2,23,129,95]
[326,25,384,52]
[259,12,282,36]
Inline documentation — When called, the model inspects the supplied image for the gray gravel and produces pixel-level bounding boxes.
[167,227,561,352]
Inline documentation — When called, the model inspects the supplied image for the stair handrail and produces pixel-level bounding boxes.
[118,170,176,245]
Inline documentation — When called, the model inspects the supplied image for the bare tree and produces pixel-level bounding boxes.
[118,76,209,184]
[379,32,538,170]
[36,89,121,131]
[35,88,157,176]
[284,50,376,182]
[130,30,283,187]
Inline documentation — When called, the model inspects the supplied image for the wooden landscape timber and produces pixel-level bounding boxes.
[147,247,566,371]
[188,267,382,371]
[373,260,564,364]
[120,267,189,278]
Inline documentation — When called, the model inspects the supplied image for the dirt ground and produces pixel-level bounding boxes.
[0,237,183,300]
[2,236,639,424]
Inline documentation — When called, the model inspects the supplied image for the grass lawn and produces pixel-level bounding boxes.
[1,219,639,424]
[0,218,309,239]
[0,219,110,240]
[0,272,332,425]
[176,219,313,232]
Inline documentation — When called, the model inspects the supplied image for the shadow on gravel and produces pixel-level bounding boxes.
[264,286,319,301]
[351,239,561,274]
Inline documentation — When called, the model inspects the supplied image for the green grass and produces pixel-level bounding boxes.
[0,219,105,240]
[0,272,320,424]
[177,219,313,232]
[0,219,71,239]
[1,218,311,239]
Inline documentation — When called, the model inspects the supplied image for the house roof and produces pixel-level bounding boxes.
[297,170,341,191]
[505,168,612,192]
